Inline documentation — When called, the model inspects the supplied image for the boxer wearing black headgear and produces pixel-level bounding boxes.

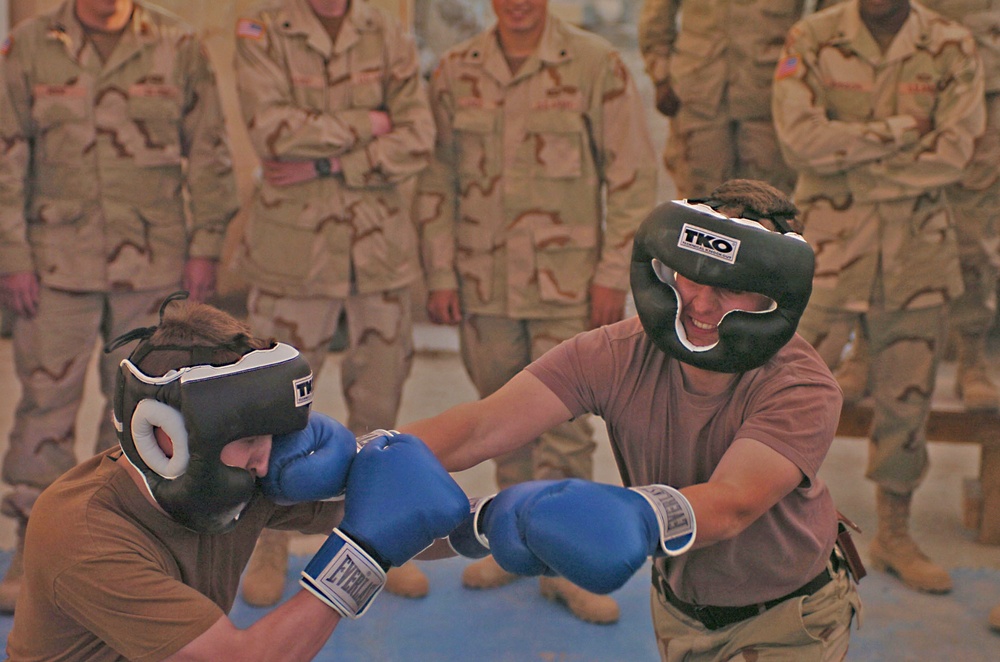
[107,292,314,534]
[630,192,815,373]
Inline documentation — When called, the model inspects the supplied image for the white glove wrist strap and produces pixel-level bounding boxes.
[630,484,697,556]
[300,529,387,619]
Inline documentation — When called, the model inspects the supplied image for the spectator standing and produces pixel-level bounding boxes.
[772,0,985,593]
[416,0,657,623]
[233,0,436,604]
[0,0,239,612]
[638,0,805,196]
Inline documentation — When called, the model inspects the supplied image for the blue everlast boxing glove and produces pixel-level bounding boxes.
[300,432,469,618]
[472,480,568,577]
[261,412,359,504]
[520,479,696,595]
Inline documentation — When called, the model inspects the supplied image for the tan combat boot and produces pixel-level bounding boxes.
[539,576,620,624]
[869,488,952,593]
[955,331,999,411]
[834,334,870,403]
[990,603,1000,632]
[461,554,519,589]
[384,561,429,598]
[0,524,26,614]
[241,528,289,607]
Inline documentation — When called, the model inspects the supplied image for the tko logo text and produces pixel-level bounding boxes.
[294,374,314,407]
[678,223,741,264]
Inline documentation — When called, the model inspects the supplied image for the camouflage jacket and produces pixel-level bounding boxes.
[920,0,1000,92]
[819,0,1000,92]
[772,0,985,310]
[0,0,238,291]
[773,0,985,203]
[234,0,435,298]
[638,0,808,120]
[417,14,657,319]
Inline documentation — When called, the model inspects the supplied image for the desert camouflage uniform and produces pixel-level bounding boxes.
[772,0,985,490]
[234,0,434,434]
[0,1,238,524]
[921,0,1000,338]
[638,0,805,196]
[417,13,657,487]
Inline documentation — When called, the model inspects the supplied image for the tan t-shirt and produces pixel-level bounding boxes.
[526,316,841,606]
[7,450,344,661]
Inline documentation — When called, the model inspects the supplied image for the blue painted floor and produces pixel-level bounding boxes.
[2,551,996,661]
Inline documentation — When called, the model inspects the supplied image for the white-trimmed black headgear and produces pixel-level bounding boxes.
[107,293,313,534]
[630,200,815,372]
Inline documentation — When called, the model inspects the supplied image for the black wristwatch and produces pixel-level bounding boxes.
[314,158,332,178]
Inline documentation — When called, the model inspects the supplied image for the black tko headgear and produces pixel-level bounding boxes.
[108,293,314,534]
[630,200,815,372]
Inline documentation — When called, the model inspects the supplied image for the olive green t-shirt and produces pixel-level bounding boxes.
[7,449,343,661]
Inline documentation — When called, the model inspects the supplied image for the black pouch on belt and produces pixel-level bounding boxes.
[835,511,866,583]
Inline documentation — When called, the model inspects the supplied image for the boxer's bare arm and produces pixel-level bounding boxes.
[681,437,804,549]
[402,371,572,472]
[163,591,339,661]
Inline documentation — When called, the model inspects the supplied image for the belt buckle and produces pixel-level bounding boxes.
[693,604,723,631]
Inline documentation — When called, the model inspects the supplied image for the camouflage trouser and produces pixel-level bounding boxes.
[664,110,797,198]
[247,286,413,435]
[459,314,595,489]
[947,92,1000,334]
[650,564,859,661]
[799,304,948,493]
[2,285,173,524]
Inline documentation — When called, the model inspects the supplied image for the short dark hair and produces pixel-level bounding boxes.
[138,301,272,377]
[701,179,802,234]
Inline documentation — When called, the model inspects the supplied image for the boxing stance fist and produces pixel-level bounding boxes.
[452,479,696,595]
[261,412,358,504]
[301,432,468,618]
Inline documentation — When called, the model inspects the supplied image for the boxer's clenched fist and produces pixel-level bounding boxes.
[454,479,696,595]
[300,432,468,618]
[261,412,357,504]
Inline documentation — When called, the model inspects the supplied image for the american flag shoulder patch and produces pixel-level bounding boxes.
[236,18,265,40]
[775,56,800,80]
[0,37,11,57]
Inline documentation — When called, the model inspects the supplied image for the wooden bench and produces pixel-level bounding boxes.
[835,363,1000,545]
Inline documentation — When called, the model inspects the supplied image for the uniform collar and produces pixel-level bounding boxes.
[461,12,573,85]
[835,0,934,65]
[275,0,380,58]
[47,0,164,72]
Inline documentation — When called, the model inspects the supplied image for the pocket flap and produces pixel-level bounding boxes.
[524,110,585,133]
[454,108,497,133]
[532,223,598,250]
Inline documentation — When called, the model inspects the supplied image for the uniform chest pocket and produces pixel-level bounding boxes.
[350,70,385,109]
[30,85,93,165]
[31,84,89,127]
[523,111,585,180]
[453,108,499,181]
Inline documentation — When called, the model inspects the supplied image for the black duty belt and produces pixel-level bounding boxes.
[651,556,837,631]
